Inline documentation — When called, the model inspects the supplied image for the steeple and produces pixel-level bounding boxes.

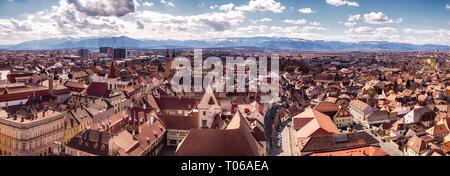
[108,60,116,78]
[166,49,170,58]
[172,49,176,58]
[4,86,8,94]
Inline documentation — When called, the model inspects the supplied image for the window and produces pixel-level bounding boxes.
[203,111,206,116]
[202,120,207,127]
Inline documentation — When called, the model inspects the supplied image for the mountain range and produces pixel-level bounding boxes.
[1,36,449,51]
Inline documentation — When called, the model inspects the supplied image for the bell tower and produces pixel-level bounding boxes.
[107,60,118,91]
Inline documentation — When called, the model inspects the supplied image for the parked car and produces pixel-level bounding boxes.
[276,139,282,148]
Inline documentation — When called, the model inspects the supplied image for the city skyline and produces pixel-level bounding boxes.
[0,0,449,46]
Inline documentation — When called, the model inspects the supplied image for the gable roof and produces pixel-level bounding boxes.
[298,132,380,155]
[310,146,388,156]
[159,113,199,130]
[84,82,109,97]
[366,110,390,122]
[314,101,339,113]
[406,135,426,154]
[293,108,339,138]
[349,100,370,111]
[154,96,200,110]
[175,112,263,156]
[334,106,351,119]
[426,124,449,136]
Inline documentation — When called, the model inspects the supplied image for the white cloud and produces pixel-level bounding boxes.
[376,27,398,33]
[343,14,360,27]
[347,27,399,34]
[326,0,359,7]
[219,3,234,11]
[299,8,314,14]
[250,18,272,24]
[260,18,272,22]
[269,25,327,35]
[348,26,373,33]
[344,22,356,27]
[142,2,154,7]
[309,21,321,26]
[403,28,450,45]
[283,19,307,25]
[404,28,450,36]
[67,0,137,17]
[446,4,450,10]
[363,12,402,24]
[236,0,285,14]
[1,0,449,46]
[210,5,218,10]
[348,14,360,21]
[160,0,175,7]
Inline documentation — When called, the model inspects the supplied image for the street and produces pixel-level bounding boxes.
[362,128,404,156]
[271,120,296,156]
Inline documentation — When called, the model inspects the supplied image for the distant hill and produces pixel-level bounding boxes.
[1,36,449,51]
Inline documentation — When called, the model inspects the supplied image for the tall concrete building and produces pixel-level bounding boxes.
[77,49,89,60]
[113,48,126,59]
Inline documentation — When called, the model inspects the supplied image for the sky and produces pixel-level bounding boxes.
[0,0,449,45]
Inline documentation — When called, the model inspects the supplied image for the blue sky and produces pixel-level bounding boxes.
[0,0,449,45]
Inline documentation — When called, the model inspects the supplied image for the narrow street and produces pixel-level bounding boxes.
[271,120,296,156]
[363,129,404,156]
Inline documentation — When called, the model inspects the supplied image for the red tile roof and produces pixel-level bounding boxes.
[159,113,199,130]
[310,146,389,156]
[154,97,200,110]
[175,113,264,156]
[314,101,339,113]
[84,82,109,97]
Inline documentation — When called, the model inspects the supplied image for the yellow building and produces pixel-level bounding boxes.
[64,107,93,144]
[334,107,354,128]
[0,108,65,156]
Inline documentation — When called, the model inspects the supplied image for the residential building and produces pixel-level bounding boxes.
[349,100,375,124]
[296,132,388,156]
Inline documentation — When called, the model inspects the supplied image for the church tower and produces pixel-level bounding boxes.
[164,49,174,79]
[107,60,118,91]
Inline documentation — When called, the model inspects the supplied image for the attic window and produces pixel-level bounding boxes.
[208,98,215,105]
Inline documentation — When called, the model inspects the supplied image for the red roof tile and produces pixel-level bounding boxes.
[85,82,109,97]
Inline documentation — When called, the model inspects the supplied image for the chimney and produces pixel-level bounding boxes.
[48,78,54,96]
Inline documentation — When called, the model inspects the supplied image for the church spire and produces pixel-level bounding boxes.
[108,60,116,78]
[4,86,8,94]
